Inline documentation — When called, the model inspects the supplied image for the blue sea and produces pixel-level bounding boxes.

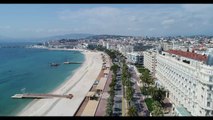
[0,42,84,116]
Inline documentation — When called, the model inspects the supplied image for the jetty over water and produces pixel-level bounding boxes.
[63,61,82,64]
[11,93,73,99]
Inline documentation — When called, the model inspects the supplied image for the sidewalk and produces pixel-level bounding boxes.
[95,71,112,116]
[131,65,149,116]
[122,97,128,116]
[95,53,113,116]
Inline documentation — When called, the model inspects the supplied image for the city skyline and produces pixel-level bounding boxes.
[0,4,213,39]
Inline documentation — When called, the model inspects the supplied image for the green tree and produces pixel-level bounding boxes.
[110,64,119,74]
[140,86,149,96]
[127,106,138,116]
[126,86,134,102]
[148,86,157,97]
[152,87,166,103]
[106,97,113,116]
[151,101,164,116]
[140,69,154,87]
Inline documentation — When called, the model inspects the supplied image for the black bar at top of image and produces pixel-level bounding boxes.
[0,0,213,4]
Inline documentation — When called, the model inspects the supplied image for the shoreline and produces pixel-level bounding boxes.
[17,48,103,116]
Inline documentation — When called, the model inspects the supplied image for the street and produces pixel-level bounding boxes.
[112,65,123,116]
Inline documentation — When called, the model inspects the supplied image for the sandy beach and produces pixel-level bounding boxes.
[17,49,103,116]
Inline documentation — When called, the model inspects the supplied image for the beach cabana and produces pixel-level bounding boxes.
[86,91,96,97]
[104,69,110,75]
[86,91,97,100]
[81,100,99,116]
[96,77,107,92]
[105,63,110,68]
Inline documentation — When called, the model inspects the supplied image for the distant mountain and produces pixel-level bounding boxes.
[0,35,17,42]
[0,33,95,43]
[43,33,95,41]
[85,34,133,40]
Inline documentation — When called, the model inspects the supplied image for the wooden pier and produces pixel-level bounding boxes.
[64,61,82,64]
[11,93,73,99]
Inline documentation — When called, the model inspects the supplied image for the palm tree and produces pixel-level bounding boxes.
[128,106,138,116]
[126,86,134,104]
[151,101,164,116]
[140,86,149,96]
[154,87,166,103]
[140,70,154,87]
[110,64,119,74]
[148,86,157,98]
[106,96,114,116]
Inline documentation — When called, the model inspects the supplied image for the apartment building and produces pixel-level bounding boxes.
[126,52,144,65]
[156,50,213,116]
[143,50,157,76]
[118,44,134,57]
[161,42,173,51]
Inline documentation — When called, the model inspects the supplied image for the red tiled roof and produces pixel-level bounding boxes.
[166,50,208,62]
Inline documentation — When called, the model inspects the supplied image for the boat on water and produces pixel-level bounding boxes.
[50,63,60,67]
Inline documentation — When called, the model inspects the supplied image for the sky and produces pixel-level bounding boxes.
[0,4,213,39]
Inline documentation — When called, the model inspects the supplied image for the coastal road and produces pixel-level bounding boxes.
[112,67,123,116]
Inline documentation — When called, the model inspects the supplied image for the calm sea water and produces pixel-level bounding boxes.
[0,43,84,116]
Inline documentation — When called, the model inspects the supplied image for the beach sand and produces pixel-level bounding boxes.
[17,50,103,116]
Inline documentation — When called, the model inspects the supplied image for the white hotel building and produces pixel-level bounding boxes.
[156,50,213,116]
[143,50,157,77]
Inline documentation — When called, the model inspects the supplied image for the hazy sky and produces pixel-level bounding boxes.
[0,4,213,38]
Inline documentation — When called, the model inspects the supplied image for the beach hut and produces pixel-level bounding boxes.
[86,91,97,100]
[105,63,110,69]
[96,77,107,93]
[104,69,110,77]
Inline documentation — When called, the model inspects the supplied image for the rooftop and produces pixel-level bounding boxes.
[81,100,99,116]
[166,49,208,62]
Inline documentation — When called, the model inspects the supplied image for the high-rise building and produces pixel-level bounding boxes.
[143,50,157,76]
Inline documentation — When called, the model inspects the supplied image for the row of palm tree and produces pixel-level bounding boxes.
[120,60,138,116]
[95,46,123,116]
[106,60,121,116]
[105,49,119,116]
[106,73,116,116]
[137,66,166,116]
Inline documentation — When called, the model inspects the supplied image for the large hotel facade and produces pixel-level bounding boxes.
[155,49,213,116]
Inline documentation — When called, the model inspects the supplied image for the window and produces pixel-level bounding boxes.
[210,76,213,82]
[208,93,211,98]
[209,86,212,91]
[207,102,210,107]
[206,110,210,116]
